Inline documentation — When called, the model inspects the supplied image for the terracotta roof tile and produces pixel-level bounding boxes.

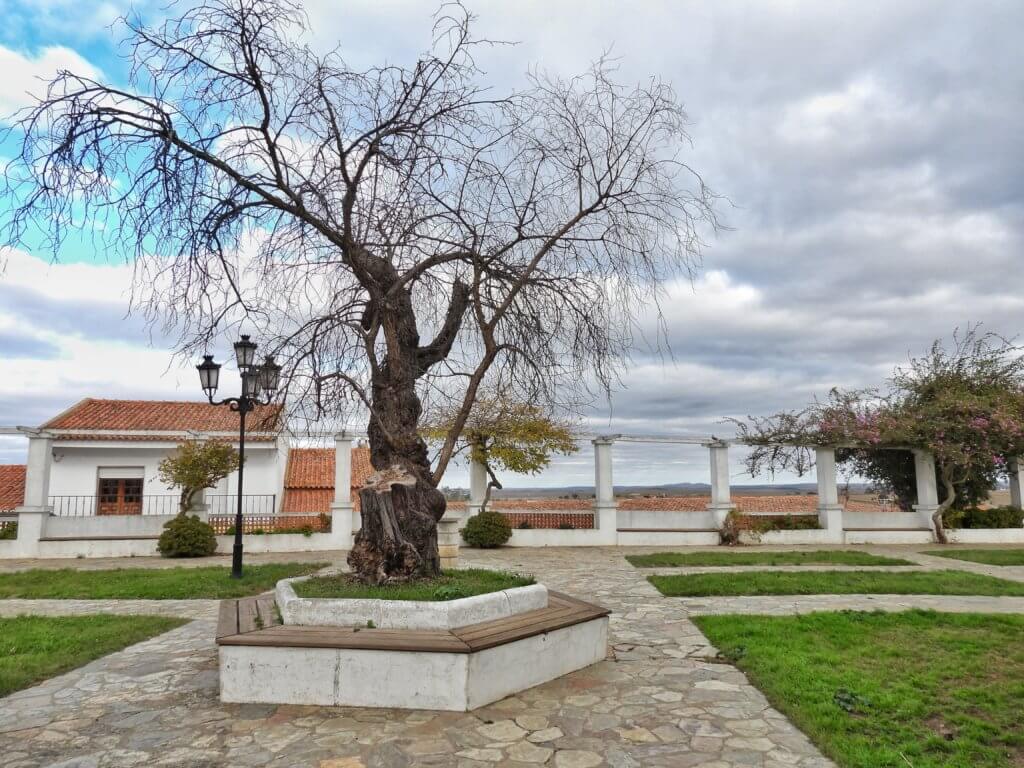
[0,465,26,512]
[281,446,374,514]
[42,398,283,440]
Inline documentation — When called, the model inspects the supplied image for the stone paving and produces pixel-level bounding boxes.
[3,543,1024,767]
[0,547,834,768]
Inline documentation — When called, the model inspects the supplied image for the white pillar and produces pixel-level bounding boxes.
[465,456,488,519]
[1008,458,1024,511]
[913,449,940,533]
[15,431,54,557]
[592,438,618,543]
[706,442,736,527]
[329,433,354,548]
[815,446,844,542]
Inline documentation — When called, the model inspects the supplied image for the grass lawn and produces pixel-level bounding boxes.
[626,550,913,568]
[0,615,187,697]
[922,549,1024,566]
[0,563,326,599]
[648,570,1024,596]
[694,611,1024,767]
[294,568,534,601]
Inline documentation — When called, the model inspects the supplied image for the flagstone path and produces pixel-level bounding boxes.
[0,547,834,768]
[3,543,1024,767]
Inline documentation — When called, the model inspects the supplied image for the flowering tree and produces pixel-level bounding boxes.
[732,329,1024,543]
[158,440,241,515]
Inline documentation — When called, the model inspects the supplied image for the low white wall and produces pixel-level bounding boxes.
[739,529,836,546]
[504,528,610,547]
[44,514,173,538]
[844,511,924,529]
[946,528,1024,544]
[846,529,934,544]
[615,509,717,529]
[616,530,720,546]
[215,532,346,553]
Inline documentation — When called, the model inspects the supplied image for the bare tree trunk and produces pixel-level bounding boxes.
[348,274,451,582]
[348,467,443,583]
[932,468,957,545]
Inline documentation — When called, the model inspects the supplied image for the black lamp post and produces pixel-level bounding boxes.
[197,335,282,579]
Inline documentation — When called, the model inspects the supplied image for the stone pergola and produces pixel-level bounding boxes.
[10,427,1024,554]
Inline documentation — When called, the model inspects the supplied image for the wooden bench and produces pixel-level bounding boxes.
[216,590,611,710]
[216,591,608,654]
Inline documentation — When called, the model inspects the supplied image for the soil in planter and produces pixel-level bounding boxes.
[293,568,534,602]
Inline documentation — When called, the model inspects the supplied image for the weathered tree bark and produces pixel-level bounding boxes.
[345,252,465,583]
[932,468,956,545]
[347,467,447,584]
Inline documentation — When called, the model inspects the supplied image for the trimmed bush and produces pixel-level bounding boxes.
[461,510,512,548]
[0,523,17,540]
[944,505,1024,529]
[157,514,217,558]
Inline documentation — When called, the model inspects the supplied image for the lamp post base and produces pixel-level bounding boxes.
[232,542,244,579]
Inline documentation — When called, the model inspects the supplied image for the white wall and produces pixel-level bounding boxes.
[48,442,283,507]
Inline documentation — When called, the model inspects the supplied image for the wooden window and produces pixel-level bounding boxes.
[96,478,144,515]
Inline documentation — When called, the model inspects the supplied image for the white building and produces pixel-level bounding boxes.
[0,399,372,556]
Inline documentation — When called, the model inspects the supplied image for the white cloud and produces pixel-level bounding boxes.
[0,45,100,118]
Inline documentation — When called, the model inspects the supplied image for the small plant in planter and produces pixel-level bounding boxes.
[462,511,512,548]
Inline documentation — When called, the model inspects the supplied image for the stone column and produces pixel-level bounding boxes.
[913,449,940,533]
[705,442,736,527]
[1008,458,1024,511]
[14,431,54,557]
[815,446,844,542]
[329,433,355,548]
[592,438,618,543]
[464,456,488,520]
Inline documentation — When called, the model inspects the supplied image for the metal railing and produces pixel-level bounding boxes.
[48,493,277,517]
[49,495,180,516]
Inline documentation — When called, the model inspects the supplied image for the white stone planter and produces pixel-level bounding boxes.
[275,576,549,630]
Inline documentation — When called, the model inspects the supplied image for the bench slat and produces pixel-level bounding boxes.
[255,595,281,629]
[237,597,261,635]
[216,599,239,639]
[219,625,471,653]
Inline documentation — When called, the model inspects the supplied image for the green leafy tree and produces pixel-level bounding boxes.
[732,329,1024,543]
[425,398,578,514]
[158,440,241,515]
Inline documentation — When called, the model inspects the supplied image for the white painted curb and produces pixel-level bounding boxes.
[275,577,549,630]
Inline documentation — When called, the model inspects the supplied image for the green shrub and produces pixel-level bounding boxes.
[0,523,16,540]
[157,515,217,558]
[461,511,512,548]
[944,505,1024,529]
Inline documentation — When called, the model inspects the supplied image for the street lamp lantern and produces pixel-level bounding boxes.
[259,355,282,393]
[198,336,279,579]
[197,355,221,398]
[233,334,258,370]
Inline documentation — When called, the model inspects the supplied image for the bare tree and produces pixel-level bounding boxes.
[3,0,718,581]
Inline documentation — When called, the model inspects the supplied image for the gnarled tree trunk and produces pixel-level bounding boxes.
[347,261,463,583]
[348,466,446,583]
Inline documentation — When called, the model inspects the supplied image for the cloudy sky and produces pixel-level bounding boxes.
[0,0,1021,488]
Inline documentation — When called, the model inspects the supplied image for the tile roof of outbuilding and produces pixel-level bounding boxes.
[40,398,283,441]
